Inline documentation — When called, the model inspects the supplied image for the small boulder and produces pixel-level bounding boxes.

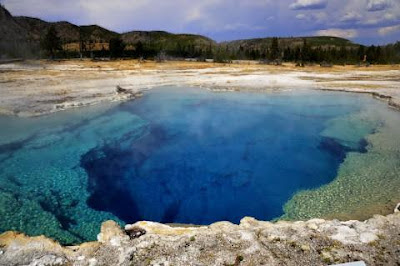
[395,203,400,213]
[124,225,146,239]
[116,85,128,94]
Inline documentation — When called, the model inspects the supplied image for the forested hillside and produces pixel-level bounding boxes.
[1,4,399,64]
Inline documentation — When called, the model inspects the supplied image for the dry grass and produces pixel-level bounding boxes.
[323,83,384,89]
[21,59,398,74]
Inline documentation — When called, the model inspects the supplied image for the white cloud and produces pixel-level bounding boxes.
[367,0,391,11]
[382,12,400,21]
[1,0,275,35]
[340,11,361,22]
[362,18,381,26]
[183,0,223,23]
[295,12,327,23]
[296,14,307,20]
[378,24,400,35]
[289,0,327,10]
[316,28,358,38]
[241,0,272,7]
[358,11,400,26]
[1,0,228,33]
[1,0,400,43]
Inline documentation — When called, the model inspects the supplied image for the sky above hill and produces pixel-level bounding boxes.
[1,0,399,45]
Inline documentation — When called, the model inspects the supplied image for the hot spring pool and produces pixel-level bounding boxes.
[1,87,399,244]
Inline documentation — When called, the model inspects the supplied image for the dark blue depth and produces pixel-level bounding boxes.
[81,88,369,225]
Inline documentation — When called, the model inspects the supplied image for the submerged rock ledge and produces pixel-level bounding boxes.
[1,208,399,266]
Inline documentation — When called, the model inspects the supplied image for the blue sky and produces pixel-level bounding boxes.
[1,0,400,45]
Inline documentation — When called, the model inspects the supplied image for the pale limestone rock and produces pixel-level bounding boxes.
[97,220,128,245]
[307,223,319,230]
[0,211,399,266]
[395,203,400,213]
[88,258,97,266]
[359,232,378,243]
[28,255,65,266]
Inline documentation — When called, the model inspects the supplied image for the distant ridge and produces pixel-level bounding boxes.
[222,36,358,50]
[13,16,119,43]
[0,4,364,59]
[12,3,400,65]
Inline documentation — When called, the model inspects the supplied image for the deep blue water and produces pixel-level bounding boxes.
[0,87,381,243]
[81,88,368,224]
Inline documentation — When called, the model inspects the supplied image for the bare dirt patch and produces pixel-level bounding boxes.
[0,59,399,116]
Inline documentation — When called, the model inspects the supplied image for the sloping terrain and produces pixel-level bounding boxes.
[0,5,37,58]
[122,31,215,47]
[0,4,362,59]
[0,5,120,57]
[14,17,119,43]
[0,5,28,42]
[223,36,359,50]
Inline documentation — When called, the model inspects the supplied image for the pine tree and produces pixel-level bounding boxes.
[270,37,279,60]
[206,43,213,59]
[357,45,365,61]
[135,41,144,58]
[109,37,126,58]
[366,45,376,63]
[339,46,348,63]
[41,26,62,59]
[300,39,310,64]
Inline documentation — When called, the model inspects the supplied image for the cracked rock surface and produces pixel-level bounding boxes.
[1,211,399,266]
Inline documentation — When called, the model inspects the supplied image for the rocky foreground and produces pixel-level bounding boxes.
[1,207,399,266]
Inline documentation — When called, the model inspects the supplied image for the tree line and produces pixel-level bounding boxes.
[213,38,400,65]
[42,27,400,65]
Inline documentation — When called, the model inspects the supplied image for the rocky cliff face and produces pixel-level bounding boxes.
[0,5,213,58]
[0,5,28,42]
[1,209,399,266]
[0,5,41,58]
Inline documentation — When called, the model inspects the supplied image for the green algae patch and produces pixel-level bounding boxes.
[0,108,147,244]
[281,107,400,221]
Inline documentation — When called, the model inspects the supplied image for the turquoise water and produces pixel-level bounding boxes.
[0,87,390,244]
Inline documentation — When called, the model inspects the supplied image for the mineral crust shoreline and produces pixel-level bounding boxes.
[1,60,400,117]
[0,208,399,266]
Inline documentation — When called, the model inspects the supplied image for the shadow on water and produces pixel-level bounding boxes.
[37,189,79,230]
[318,137,368,163]
[81,125,171,223]
[81,146,143,223]
[81,131,370,225]
[0,134,38,163]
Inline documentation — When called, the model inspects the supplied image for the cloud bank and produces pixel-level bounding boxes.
[367,0,391,11]
[289,0,327,10]
[0,0,399,44]
[316,28,359,38]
